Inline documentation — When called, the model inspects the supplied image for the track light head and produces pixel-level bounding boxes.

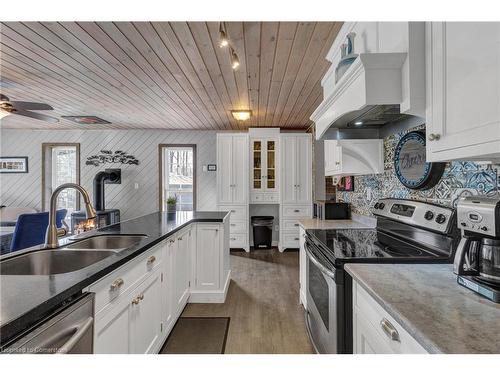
[219,23,229,48]
[230,48,240,70]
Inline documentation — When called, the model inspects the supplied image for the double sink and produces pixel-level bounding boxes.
[0,235,147,276]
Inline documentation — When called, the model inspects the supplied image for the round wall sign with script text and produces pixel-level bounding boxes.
[394,131,445,190]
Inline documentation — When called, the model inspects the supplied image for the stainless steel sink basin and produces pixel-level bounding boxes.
[64,235,147,251]
[0,250,116,275]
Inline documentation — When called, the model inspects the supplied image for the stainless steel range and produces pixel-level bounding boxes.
[304,198,459,354]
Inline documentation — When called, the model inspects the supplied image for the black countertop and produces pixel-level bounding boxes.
[0,211,229,347]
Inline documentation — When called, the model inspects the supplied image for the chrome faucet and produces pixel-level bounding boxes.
[44,183,97,249]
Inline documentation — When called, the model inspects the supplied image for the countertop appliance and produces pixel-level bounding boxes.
[454,196,500,303]
[71,169,121,231]
[304,198,458,354]
[314,201,350,220]
[3,293,94,354]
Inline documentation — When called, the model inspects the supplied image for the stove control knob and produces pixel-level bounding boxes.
[435,214,447,224]
[378,203,385,209]
[374,203,380,209]
[481,226,488,231]
[424,211,434,220]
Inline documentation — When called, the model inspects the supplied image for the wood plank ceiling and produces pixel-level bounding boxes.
[0,22,342,130]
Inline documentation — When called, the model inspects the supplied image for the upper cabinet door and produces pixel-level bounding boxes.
[295,135,312,204]
[232,135,249,204]
[265,140,278,191]
[281,135,297,204]
[251,139,263,191]
[217,135,234,204]
[426,22,500,162]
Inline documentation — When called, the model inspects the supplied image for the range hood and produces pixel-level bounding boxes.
[311,52,417,139]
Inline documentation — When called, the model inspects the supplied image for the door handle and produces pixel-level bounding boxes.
[55,317,94,354]
[380,318,400,342]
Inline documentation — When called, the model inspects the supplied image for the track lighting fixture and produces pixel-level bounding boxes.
[230,47,240,70]
[219,22,229,48]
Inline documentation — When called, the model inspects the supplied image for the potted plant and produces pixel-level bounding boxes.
[166,196,177,212]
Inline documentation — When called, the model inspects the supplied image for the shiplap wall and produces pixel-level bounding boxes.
[0,129,217,220]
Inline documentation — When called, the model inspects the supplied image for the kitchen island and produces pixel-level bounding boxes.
[0,211,229,351]
[345,263,500,354]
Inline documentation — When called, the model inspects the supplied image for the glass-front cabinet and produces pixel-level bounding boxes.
[250,137,279,203]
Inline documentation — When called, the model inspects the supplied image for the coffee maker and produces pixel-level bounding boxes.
[454,196,500,302]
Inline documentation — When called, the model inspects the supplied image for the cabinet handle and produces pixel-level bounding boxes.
[231,237,237,240]
[380,318,400,342]
[131,297,140,305]
[294,238,299,241]
[294,223,299,227]
[138,293,144,301]
[294,209,300,213]
[110,278,124,291]
[231,210,236,213]
[230,224,236,226]
[147,255,156,265]
[428,133,441,141]
[169,239,175,244]
[335,161,340,165]
[178,236,183,241]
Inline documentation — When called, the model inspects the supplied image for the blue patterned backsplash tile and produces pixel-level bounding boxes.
[336,124,500,217]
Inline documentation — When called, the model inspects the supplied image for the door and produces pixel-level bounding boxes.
[173,229,190,313]
[130,268,163,354]
[217,135,233,204]
[295,135,312,204]
[281,135,297,204]
[232,135,248,204]
[426,22,500,160]
[195,225,220,290]
[94,293,132,354]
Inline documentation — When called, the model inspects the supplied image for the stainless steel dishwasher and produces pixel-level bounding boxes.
[5,293,94,354]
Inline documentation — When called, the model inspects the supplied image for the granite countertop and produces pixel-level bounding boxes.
[0,210,229,347]
[345,263,500,354]
[298,217,375,230]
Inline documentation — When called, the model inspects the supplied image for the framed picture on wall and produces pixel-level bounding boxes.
[337,176,354,192]
[0,157,28,173]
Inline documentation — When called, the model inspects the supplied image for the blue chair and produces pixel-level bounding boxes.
[10,209,67,252]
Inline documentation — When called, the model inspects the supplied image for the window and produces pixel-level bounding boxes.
[42,144,80,221]
[160,145,196,211]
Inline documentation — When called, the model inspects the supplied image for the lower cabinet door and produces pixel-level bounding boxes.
[354,310,395,354]
[94,293,133,354]
[130,268,163,354]
[195,224,220,290]
[173,229,191,314]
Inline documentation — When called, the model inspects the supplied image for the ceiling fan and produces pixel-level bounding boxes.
[0,94,59,123]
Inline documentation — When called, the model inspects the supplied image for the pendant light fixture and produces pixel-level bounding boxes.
[219,22,229,48]
[230,47,240,70]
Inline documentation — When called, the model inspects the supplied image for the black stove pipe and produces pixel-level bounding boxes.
[93,170,120,211]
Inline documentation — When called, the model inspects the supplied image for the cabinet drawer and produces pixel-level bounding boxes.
[282,205,312,218]
[282,232,301,248]
[282,219,301,231]
[218,205,247,221]
[229,220,247,233]
[229,233,247,248]
[250,192,279,203]
[354,281,427,354]
[89,243,164,314]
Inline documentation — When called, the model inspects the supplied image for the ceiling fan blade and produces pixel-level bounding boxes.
[13,109,59,123]
[11,101,54,111]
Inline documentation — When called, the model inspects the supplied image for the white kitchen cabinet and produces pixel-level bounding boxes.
[130,267,163,354]
[353,280,427,354]
[217,133,249,251]
[171,227,191,316]
[299,226,307,309]
[280,133,312,204]
[217,133,249,205]
[324,139,384,177]
[250,136,279,203]
[426,22,500,162]
[279,133,312,251]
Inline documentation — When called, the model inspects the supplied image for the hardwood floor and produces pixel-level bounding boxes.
[182,248,314,354]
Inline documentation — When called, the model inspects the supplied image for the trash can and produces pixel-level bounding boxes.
[251,216,274,249]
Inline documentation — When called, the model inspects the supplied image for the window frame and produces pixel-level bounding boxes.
[158,144,197,212]
[41,143,81,212]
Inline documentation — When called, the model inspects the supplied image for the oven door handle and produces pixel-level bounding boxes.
[304,310,320,354]
[305,244,336,280]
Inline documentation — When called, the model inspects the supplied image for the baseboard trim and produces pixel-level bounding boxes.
[188,270,231,303]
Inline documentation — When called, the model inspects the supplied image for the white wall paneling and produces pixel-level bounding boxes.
[0,129,217,220]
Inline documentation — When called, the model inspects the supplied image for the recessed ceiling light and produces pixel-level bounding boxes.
[354,121,363,126]
[230,47,240,70]
[231,110,252,121]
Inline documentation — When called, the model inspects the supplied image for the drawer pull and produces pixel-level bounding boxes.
[294,209,300,213]
[178,236,183,241]
[131,293,144,305]
[231,237,237,241]
[110,278,124,291]
[169,239,175,244]
[230,224,236,226]
[147,255,156,265]
[428,133,441,141]
[294,223,299,227]
[380,318,400,342]
[231,210,236,213]
[294,238,299,241]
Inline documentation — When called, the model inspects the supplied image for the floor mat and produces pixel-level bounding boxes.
[160,317,230,354]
